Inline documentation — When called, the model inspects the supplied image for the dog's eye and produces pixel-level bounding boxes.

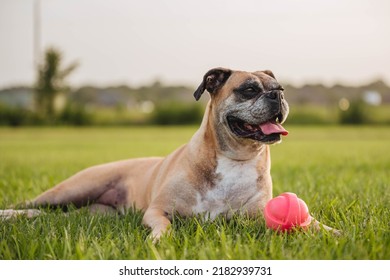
[240,87,258,98]
[244,87,255,92]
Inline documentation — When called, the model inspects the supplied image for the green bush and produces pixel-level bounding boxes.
[0,103,92,126]
[339,101,370,125]
[0,103,43,126]
[58,103,92,126]
[287,111,331,125]
[287,105,337,125]
[150,102,204,125]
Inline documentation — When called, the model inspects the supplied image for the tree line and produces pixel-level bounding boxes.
[1,48,389,126]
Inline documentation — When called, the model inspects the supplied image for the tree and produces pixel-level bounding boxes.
[34,47,78,120]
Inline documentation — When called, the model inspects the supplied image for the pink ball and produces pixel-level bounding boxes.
[264,192,311,231]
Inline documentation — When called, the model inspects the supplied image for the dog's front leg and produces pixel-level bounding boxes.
[142,207,171,241]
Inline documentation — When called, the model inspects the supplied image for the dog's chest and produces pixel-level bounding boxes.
[191,156,260,219]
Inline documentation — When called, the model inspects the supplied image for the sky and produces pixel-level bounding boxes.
[0,0,389,88]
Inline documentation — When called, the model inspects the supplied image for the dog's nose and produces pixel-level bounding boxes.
[265,90,280,100]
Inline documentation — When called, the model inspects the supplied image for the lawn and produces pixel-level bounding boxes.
[0,126,389,259]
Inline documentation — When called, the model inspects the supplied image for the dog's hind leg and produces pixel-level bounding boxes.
[0,161,129,220]
[28,162,126,210]
[85,203,118,215]
[0,209,42,219]
[0,204,118,220]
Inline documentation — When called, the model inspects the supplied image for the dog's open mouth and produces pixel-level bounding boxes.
[227,115,288,143]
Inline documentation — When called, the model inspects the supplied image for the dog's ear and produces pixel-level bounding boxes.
[193,68,232,101]
[263,70,276,79]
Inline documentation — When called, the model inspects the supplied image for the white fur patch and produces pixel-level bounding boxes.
[0,209,42,219]
[192,155,261,220]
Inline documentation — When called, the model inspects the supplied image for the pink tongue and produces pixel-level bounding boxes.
[260,122,288,136]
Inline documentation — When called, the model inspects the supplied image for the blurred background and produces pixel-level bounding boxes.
[0,0,389,126]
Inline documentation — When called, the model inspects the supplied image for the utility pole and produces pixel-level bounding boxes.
[33,0,41,71]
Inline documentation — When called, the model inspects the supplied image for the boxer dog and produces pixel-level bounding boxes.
[0,68,339,238]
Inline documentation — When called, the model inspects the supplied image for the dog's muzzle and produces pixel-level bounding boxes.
[227,90,289,144]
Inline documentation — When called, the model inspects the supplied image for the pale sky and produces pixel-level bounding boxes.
[0,0,389,88]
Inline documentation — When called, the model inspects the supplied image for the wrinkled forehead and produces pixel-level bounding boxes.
[226,70,280,91]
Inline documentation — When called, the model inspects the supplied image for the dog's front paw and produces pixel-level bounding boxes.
[142,207,172,243]
[329,228,343,237]
[311,218,342,236]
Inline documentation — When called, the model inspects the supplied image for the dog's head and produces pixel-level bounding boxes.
[194,67,289,146]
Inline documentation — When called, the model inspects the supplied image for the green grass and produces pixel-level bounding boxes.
[0,126,389,259]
